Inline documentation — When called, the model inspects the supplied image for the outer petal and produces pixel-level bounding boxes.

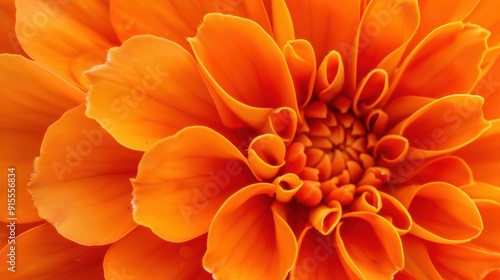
[473,50,500,120]
[86,35,224,152]
[189,13,299,129]
[30,105,142,245]
[0,223,108,279]
[350,0,419,86]
[392,182,483,243]
[399,235,443,280]
[0,221,43,250]
[387,22,489,102]
[203,183,297,279]
[0,54,84,223]
[285,0,359,62]
[465,0,500,45]
[468,200,500,253]
[104,227,211,280]
[291,226,351,280]
[15,0,119,87]
[407,0,479,51]
[335,212,404,279]
[0,0,26,55]
[132,126,256,242]
[454,120,500,186]
[391,94,491,159]
[110,0,272,50]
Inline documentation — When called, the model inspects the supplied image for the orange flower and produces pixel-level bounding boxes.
[1,0,500,279]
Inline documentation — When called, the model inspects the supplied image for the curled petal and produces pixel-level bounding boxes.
[248,134,286,180]
[309,201,342,235]
[388,22,489,102]
[132,126,255,242]
[110,0,273,50]
[392,182,483,243]
[15,0,118,86]
[314,50,345,102]
[264,107,298,144]
[336,212,404,279]
[274,173,303,203]
[453,119,500,186]
[350,185,382,213]
[384,96,435,127]
[0,223,108,279]
[104,227,210,280]
[283,39,316,107]
[30,105,142,245]
[373,135,409,166]
[189,13,299,129]
[86,35,223,151]
[353,69,388,116]
[291,226,352,280]
[203,183,297,279]
[378,192,412,235]
[0,55,83,223]
[391,94,491,159]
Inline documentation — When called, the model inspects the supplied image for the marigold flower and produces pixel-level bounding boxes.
[1,0,500,279]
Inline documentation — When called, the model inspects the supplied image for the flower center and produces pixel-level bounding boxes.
[281,97,389,208]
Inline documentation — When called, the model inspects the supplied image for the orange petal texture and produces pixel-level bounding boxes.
[30,105,142,245]
[4,0,500,279]
[15,0,119,87]
[0,223,108,279]
[203,183,297,279]
[104,227,211,280]
[0,54,84,223]
[132,126,256,242]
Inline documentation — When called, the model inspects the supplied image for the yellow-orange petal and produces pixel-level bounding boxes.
[472,49,500,120]
[406,0,479,52]
[352,69,388,116]
[0,54,84,223]
[15,0,119,87]
[391,94,491,159]
[384,96,435,127]
[110,0,272,51]
[0,220,43,251]
[454,119,500,186]
[465,0,500,46]
[30,105,142,245]
[429,242,500,279]
[291,226,351,280]
[309,200,342,235]
[0,223,108,279]
[271,0,295,48]
[86,35,224,152]
[314,50,345,103]
[399,235,443,279]
[248,134,286,180]
[388,22,488,101]
[283,39,316,108]
[391,155,473,186]
[460,181,500,202]
[189,13,299,130]
[468,199,500,253]
[264,107,298,144]
[104,227,211,280]
[392,182,483,243]
[285,0,359,63]
[335,212,404,279]
[378,191,412,234]
[0,0,26,55]
[132,126,256,242]
[203,183,297,279]
[350,0,419,86]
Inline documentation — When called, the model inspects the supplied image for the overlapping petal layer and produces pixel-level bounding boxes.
[30,105,142,245]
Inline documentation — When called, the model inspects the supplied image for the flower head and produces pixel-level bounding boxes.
[2,0,500,279]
